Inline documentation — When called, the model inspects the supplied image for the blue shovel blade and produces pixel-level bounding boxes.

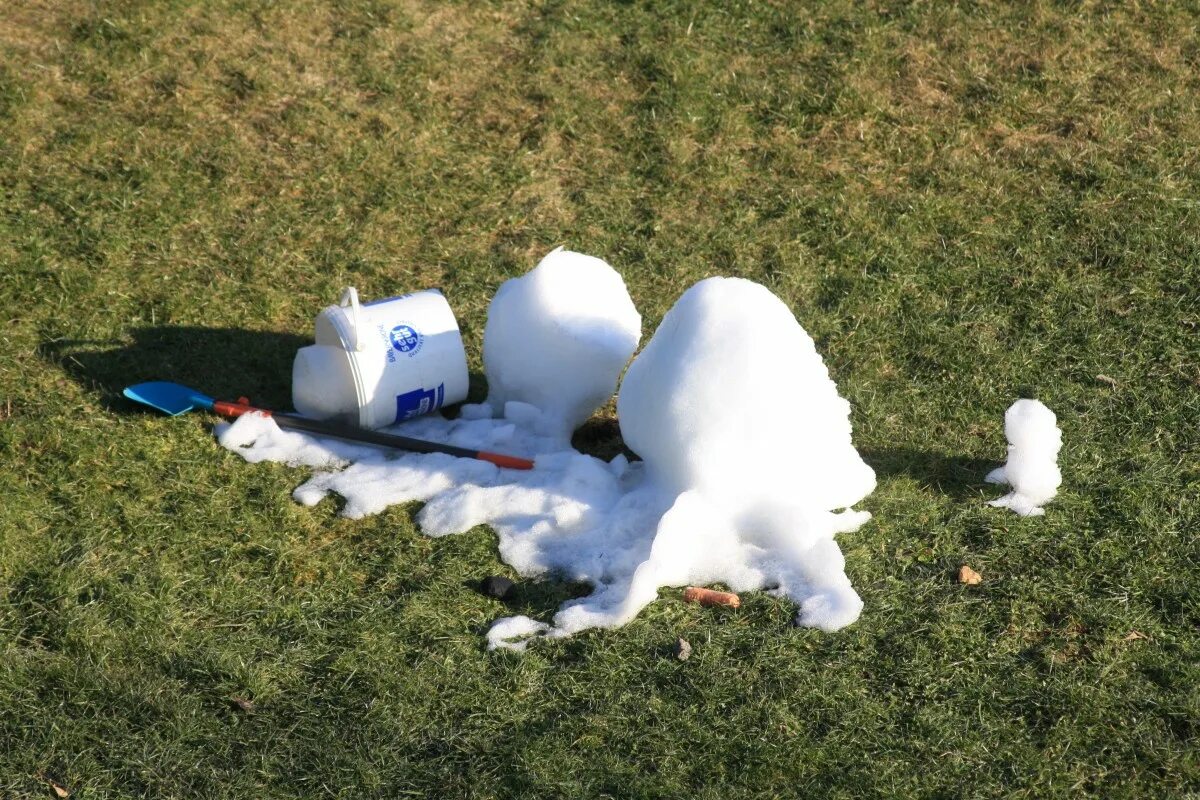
[123,382,216,416]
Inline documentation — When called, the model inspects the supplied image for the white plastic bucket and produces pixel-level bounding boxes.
[292,287,469,429]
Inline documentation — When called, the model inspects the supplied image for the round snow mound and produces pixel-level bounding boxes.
[483,247,641,438]
[618,276,876,511]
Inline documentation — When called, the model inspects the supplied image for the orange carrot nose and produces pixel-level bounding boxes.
[682,587,741,609]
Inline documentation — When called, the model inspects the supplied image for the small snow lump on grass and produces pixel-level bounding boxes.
[985,399,1062,517]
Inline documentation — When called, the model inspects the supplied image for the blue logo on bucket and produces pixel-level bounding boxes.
[396,383,445,421]
[389,324,423,355]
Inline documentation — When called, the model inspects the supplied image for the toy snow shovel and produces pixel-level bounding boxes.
[123,381,535,470]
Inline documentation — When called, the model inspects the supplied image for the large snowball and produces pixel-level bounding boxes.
[618,276,876,511]
[606,276,878,634]
[482,247,641,439]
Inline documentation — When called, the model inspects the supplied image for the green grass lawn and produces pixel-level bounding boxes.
[2,1,1198,797]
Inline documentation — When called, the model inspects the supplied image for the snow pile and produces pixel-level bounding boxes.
[480,247,641,441]
[584,276,877,635]
[985,399,1062,516]
[217,273,876,650]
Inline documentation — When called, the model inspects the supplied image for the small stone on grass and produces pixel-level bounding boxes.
[672,637,692,661]
[229,696,255,713]
[43,777,70,798]
[958,565,982,585]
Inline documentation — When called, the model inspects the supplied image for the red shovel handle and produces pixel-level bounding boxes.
[213,399,264,418]
[477,452,537,470]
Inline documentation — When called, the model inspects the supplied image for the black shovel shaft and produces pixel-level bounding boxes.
[212,399,534,470]
[274,413,480,459]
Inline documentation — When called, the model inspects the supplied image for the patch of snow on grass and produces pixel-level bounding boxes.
[219,276,876,649]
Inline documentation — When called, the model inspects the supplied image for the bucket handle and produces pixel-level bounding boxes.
[339,287,364,351]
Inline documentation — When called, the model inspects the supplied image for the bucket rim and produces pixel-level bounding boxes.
[321,304,372,426]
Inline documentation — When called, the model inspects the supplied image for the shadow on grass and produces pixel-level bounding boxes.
[571,415,638,462]
[464,576,594,625]
[862,447,996,499]
[39,325,309,413]
[568,426,998,494]
[40,325,501,424]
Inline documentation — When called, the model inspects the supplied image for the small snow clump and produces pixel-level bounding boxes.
[985,398,1062,516]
